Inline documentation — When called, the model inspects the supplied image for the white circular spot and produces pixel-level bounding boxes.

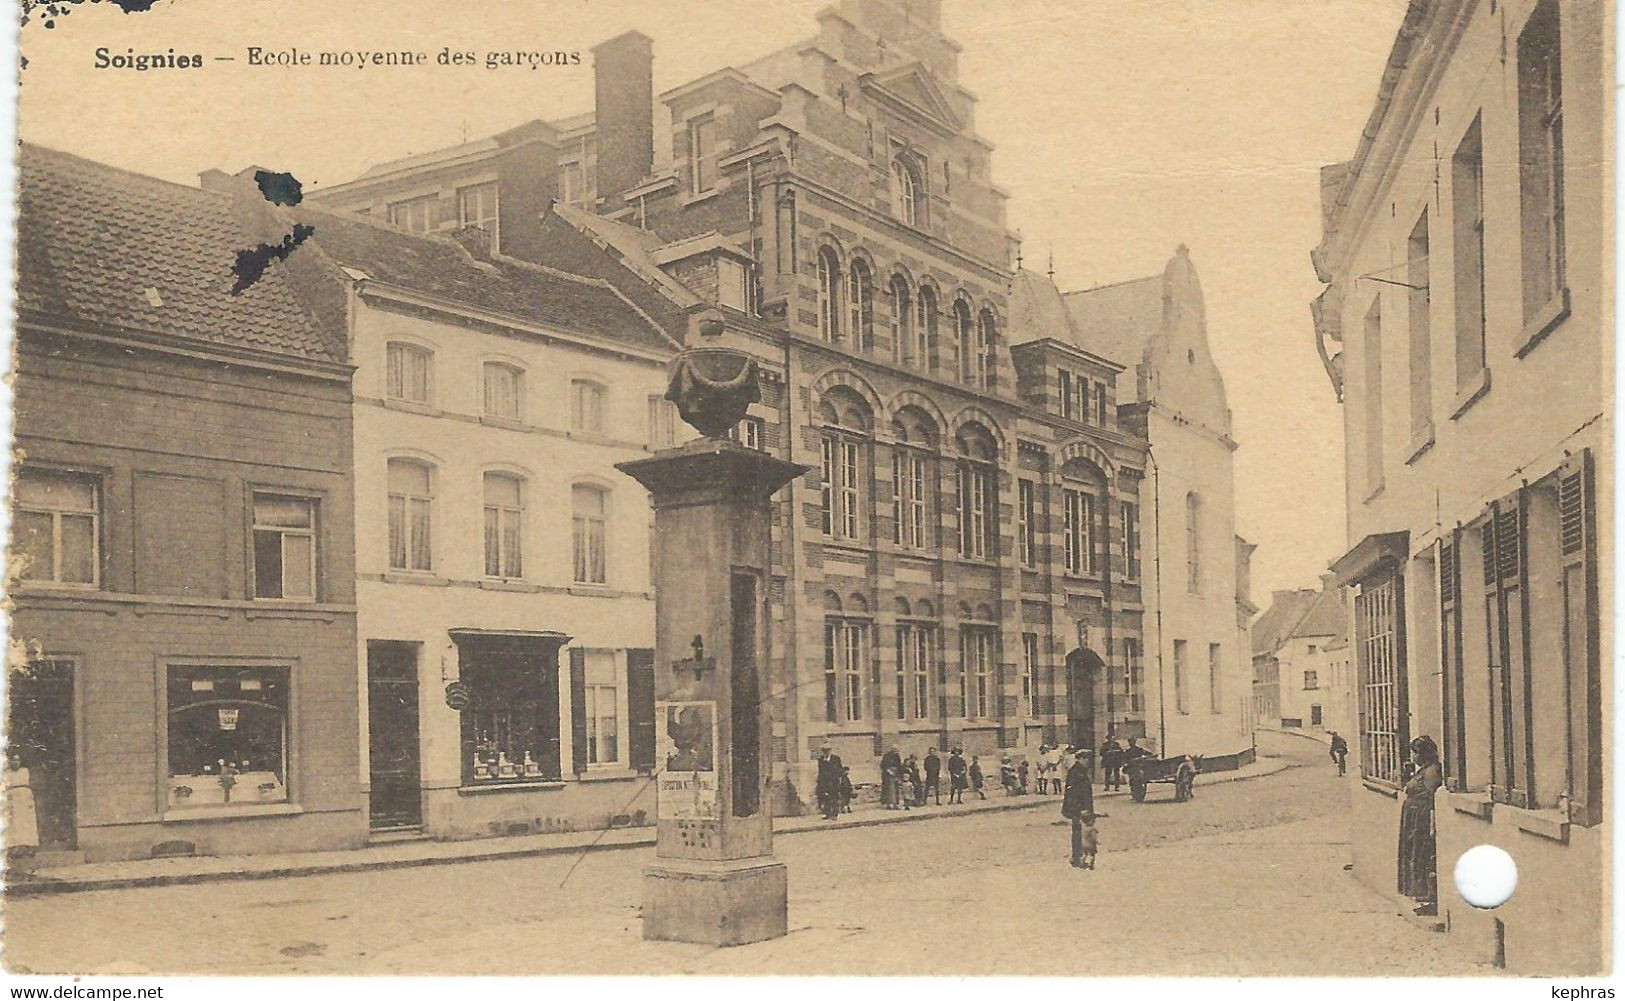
[1454,844,1518,909]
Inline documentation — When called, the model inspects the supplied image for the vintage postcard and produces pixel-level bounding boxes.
[0,0,1613,982]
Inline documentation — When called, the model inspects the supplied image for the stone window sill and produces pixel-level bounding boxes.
[479,579,535,593]
[479,415,529,432]
[577,768,641,783]
[457,781,565,796]
[1450,366,1492,420]
[1446,790,1493,820]
[1515,287,1570,358]
[383,571,447,586]
[1505,803,1570,843]
[163,803,303,824]
[1361,777,1400,799]
[382,398,439,417]
[1405,424,1435,465]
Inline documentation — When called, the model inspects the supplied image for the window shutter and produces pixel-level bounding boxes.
[627,648,656,772]
[1559,467,1586,555]
[569,647,587,775]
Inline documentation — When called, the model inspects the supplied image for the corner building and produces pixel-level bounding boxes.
[1313,0,1609,972]
[314,0,1253,811]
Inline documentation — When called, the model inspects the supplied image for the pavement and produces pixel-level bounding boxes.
[4,757,1285,896]
[0,746,1496,976]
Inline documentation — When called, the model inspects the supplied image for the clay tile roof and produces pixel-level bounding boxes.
[287,205,676,354]
[17,143,339,363]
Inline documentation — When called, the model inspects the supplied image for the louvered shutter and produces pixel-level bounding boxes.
[1558,452,1602,824]
[627,649,656,773]
[569,647,587,775]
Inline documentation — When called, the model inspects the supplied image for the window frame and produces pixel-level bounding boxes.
[688,112,719,196]
[961,626,996,719]
[12,466,101,588]
[481,472,526,581]
[386,458,434,574]
[163,661,293,811]
[571,483,610,586]
[456,181,500,249]
[570,379,607,435]
[816,247,844,342]
[481,360,525,422]
[250,492,318,602]
[385,341,435,407]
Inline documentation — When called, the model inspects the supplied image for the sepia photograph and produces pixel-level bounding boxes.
[0,0,1613,983]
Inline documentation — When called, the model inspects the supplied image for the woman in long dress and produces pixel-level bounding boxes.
[1397,735,1442,915]
[6,751,40,854]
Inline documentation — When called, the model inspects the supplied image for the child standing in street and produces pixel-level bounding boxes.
[968,755,987,799]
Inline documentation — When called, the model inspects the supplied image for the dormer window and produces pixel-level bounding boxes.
[689,113,719,195]
[388,195,436,234]
[457,182,499,249]
[891,154,925,227]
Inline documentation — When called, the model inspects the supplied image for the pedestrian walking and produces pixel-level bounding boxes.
[1397,735,1442,916]
[1062,750,1096,869]
[923,746,943,805]
[816,744,844,820]
[880,746,903,809]
[947,747,968,803]
[1017,757,1031,795]
[968,755,987,799]
[1329,731,1349,777]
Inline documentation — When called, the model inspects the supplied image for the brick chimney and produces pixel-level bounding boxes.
[592,30,654,203]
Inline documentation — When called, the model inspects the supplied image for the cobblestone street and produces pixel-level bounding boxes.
[2,742,1492,976]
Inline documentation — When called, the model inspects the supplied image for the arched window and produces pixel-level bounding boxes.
[891,155,924,227]
[953,298,975,385]
[572,484,608,585]
[848,259,874,352]
[1186,491,1202,595]
[483,472,525,580]
[385,341,433,405]
[816,247,843,342]
[977,308,998,391]
[570,379,605,433]
[955,423,998,559]
[891,406,938,551]
[888,275,912,364]
[386,458,433,572]
[916,284,938,371]
[482,361,524,421]
[817,386,872,542]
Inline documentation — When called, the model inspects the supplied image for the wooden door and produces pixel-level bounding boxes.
[367,642,422,830]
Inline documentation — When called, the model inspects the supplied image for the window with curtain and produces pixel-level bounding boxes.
[482,362,523,421]
[570,380,605,433]
[482,473,524,579]
[572,485,608,585]
[386,459,432,572]
[385,342,432,405]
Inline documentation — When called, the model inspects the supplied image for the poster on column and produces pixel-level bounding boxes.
[656,700,717,819]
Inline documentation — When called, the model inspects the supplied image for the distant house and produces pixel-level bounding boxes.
[1250,577,1348,733]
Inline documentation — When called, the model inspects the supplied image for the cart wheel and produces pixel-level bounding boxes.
[1130,781,1146,802]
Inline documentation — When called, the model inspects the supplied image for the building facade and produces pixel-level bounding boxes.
[10,145,366,863]
[1312,0,1609,973]
[312,0,1254,812]
[1250,578,1349,732]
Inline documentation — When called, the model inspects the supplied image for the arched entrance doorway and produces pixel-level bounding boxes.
[1063,647,1105,750]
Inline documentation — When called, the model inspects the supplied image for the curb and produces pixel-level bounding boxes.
[6,759,1290,898]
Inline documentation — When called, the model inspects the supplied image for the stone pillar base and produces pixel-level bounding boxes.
[643,857,788,946]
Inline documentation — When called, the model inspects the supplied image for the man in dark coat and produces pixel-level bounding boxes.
[923,747,943,805]
[1061,751,1096,868]
[816,745,844,820]
[946,747,968,803]
[1328,732,1350,776]
[880,746,903,809]
[1100,735,1126,790]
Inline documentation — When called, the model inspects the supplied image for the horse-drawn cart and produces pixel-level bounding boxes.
[1126,754,1200,802]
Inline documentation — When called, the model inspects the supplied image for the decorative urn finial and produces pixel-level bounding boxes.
[665,343,762,439]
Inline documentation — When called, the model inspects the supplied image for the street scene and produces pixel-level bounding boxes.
[4,0,1611,981]
[3,739,1488,976]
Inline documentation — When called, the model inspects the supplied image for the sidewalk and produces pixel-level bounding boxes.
[5,757,1287,897]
